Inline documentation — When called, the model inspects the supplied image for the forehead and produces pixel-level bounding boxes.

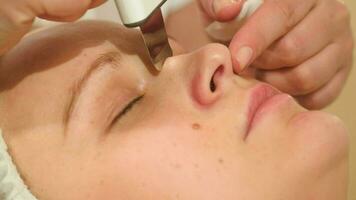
[0,21,152,87]
[1,21,147,68]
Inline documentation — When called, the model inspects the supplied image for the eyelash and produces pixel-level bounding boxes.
[116,95,144,119]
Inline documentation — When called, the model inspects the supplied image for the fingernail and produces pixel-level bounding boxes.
[235,46,253,71]
[213,0,238,15]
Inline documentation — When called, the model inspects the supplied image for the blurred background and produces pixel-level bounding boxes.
[35,0,356,199]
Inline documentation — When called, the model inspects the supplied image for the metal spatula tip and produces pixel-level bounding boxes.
[115,0,173,71]
[139,8,173,71]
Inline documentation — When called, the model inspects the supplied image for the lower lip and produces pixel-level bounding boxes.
[248,93,293,132]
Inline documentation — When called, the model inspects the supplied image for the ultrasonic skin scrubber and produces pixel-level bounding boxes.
[114,0,173,71]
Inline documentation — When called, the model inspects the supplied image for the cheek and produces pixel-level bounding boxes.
[98,128,246,199]
[99,130,199,198]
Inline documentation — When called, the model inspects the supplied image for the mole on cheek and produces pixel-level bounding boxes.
[218,158,224,165]
[192,123,201,130]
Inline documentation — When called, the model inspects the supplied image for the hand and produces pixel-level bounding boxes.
[0,0,106,55]
[198,0,354,109]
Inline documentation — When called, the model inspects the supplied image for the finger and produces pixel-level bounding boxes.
[256,43,346,96]
[296,65,351,110]
[197,0,245,22]
[35,0,107,21]
[229,0,317,72]
[253,0,351,70]
[41,0,107,20]
[0,0,106,54]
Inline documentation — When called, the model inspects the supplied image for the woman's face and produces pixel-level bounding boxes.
[0,21,348,200]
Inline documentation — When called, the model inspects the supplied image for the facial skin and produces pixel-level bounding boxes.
[0,21,349,200]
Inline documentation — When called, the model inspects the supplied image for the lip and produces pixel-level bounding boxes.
[246,84,281,134]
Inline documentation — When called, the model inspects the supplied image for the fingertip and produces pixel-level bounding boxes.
[232,55,242,73]
[229,45,241,73]
[215,0,245,21]
[200,0,245,21]
[38,10,87,22]
[232,46,253,74]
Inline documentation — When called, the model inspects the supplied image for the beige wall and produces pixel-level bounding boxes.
[326,1,356,199]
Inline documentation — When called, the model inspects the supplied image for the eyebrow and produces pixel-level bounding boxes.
[64,51,123,125]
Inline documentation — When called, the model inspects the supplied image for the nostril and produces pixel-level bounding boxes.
[210,66,225,92]
[210,78,216,92]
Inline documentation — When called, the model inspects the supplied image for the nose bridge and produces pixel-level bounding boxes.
[162,43,233,76]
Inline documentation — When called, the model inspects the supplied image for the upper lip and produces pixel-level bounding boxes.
[246,84,281,134]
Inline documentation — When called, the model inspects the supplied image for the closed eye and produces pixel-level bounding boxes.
[115,95,144,121]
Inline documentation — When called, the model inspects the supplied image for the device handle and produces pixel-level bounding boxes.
[114,0,167,27]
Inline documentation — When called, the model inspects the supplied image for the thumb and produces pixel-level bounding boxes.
[198,0,245,22]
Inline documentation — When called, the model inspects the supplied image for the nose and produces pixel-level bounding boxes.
[174,43,234,106]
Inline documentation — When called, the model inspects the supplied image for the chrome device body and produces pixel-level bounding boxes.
[114,0,173,71]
